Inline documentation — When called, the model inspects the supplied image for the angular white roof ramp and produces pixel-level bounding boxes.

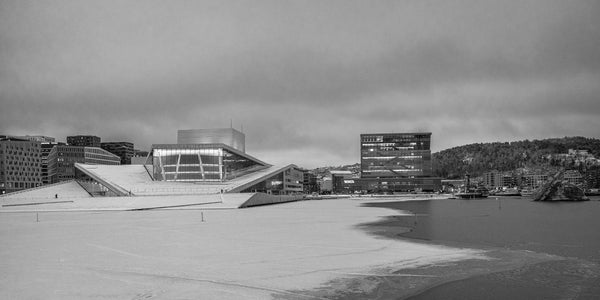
[75,164,226,196]
[75,163,135,196]
[0,180,91,200]
[225,164,300,193]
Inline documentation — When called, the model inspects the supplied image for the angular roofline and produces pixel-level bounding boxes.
[227,164,299,193]
[150,143,270,167]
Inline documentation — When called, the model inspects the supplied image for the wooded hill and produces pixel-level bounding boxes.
[432,137,600,179]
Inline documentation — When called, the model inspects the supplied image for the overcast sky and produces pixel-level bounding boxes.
[1,1,599,168]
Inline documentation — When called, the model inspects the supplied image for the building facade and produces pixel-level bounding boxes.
[302,171,319,194]
[150,144,268,182]
[177,128,245,153]
[521,174,549,189]
[563,170,583,186]
[237,166,304,195]
[48,146,120,183]
[0,137,42,194]
[67,135,101,147]
[358,132,440,192]
[40,142,65,185]
[101,142,134,165]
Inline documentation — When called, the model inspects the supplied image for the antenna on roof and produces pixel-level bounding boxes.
[230,119,233,128]
[241,124,244,133]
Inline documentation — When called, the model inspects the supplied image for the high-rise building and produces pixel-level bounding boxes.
[67,135,101,147]
[357,132,440,192]
[101,142,134,165]
[177,128,245,152]
[47,145,120,183]
[0,136,42,194]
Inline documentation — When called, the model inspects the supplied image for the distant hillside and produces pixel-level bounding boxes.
[433,137,600,179]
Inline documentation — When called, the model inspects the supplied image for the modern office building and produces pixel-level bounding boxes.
[47,145,120,183]
[357,132,440,192]
[101,142,134,165]
[40,141,65,185]
[0,136,42,194]
[67,135,101,147]
[302,171,319,194]
[177,128,245,152]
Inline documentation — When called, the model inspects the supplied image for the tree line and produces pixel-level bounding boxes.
[432,136,600,179]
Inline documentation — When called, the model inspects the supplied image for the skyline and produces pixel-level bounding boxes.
[2,1,599,169]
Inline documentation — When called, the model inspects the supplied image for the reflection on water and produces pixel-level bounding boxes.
[365,196,600,261]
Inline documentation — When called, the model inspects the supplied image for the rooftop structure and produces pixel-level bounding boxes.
[177,128,245,152]
[67,135,101,147]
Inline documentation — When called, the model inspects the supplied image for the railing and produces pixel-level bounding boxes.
[0,180,77,198]
[129,187,223,195]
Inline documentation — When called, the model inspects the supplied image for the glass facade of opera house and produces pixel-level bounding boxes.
[150,144,268,182]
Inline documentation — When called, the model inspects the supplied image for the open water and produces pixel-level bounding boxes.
[363,196,600,299]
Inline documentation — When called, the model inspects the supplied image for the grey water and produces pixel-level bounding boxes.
[366,196,600,261]
[363,196,600,299]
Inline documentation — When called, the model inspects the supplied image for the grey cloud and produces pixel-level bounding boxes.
[1,1,599,168]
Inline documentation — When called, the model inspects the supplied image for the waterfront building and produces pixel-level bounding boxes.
[483,171,517,189]
[327,170,356,194]
[67,135,101,147]
[584,166,600,189]
[6,128,304,203]
[522,174,549,189]
[177,128,245,153]
[563,170,583,186]
[483,171,502,188]
[0,136,42,194]
[302,171,319,194]
[101,142,134,165]
[47,145,120,183]
[358,132,440,192]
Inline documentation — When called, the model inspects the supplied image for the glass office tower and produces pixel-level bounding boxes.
[151,144,267,182]
[361,133,432,178]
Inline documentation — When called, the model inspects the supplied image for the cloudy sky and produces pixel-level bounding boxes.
[1,1,599,168]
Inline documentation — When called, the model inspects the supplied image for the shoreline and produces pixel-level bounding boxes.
[340,198,600,300]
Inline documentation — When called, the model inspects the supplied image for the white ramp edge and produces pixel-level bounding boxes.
[1,193,306,212]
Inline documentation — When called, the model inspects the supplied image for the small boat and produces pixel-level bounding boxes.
[520,187,535,197]
[496,187,521,197]
[585,189,600,196]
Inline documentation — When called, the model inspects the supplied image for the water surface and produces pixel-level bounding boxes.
[361,196,600,299]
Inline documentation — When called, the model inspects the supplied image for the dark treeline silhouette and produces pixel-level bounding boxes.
[433,137,600,179]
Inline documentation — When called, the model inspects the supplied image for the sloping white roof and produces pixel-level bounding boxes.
[74,163,299,196]
[0,180,91,200]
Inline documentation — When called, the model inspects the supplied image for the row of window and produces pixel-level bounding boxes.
[2,182,42,189]
[2,176,42,181]
[1,166,40,172]
[1,156,41,161]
